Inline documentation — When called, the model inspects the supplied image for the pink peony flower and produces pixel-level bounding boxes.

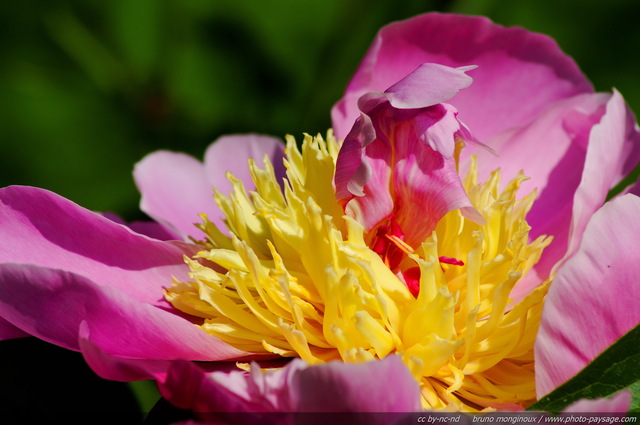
[1,12,639,417]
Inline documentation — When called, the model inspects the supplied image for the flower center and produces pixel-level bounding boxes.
[166,132,551,411]
[368,214,466,297]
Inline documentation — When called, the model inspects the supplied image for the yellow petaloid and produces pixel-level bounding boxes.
[166,133,551,411]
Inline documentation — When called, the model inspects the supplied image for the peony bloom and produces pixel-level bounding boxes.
[1,12,639,417]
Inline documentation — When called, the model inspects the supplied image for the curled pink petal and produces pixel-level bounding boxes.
[335,72,481,246]
[332,13,592,141]
[535,194,640,397]
[334,113,378,201]
[384,63,474,110]
[334,116,395,231]
[389,107,481,246]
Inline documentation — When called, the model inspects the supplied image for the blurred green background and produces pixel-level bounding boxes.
[1,0,639,419]
[2,0,640,221]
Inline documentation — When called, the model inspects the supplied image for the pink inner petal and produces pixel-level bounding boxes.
[336,98,481,246]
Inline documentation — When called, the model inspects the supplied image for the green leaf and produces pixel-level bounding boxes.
[627,381,640,413]
[128,380,161,414]
[528,324,640,412]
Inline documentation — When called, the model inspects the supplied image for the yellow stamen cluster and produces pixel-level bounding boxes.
[166,133,551,411]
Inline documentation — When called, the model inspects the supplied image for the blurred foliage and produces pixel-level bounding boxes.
[1,0,640,417]
[0,0,447,220]
[2,0,639,221]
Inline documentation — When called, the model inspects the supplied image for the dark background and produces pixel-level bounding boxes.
[1,0,639,419]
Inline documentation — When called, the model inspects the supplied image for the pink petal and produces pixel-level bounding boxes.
[466,93,607,210]
[0,316,29,340]
[78,323,171,382]
[562,391,631,413]
[535,194,640,397]
[332,13,592,142]
[467,93,607,299]
[391,108,481,246]
[0,185,250,364]
[334,114,394,230]
[0,185,196,306]
[102,211,181,241]
[134,134,285,240]
[128,220,180,241]
[160,360,297,413]
[384,63,473,110]
[290,356,421,413]
[334,112,379,200]
[508,91,640,299]
[203,134,286,199]
[157,356,421,415]
[0,264,246,366]
[134,151,215,240]
[559,90,640,270]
